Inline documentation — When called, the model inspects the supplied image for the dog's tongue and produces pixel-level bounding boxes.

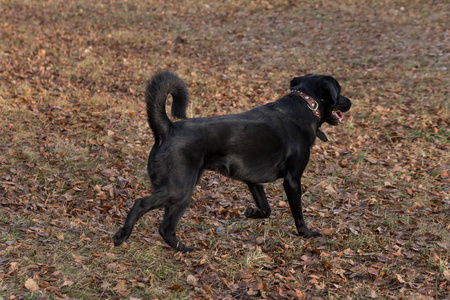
[334,111,343,120]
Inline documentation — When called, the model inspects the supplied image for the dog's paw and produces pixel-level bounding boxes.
[243,207,271,219]
[179,246,202,253]
[113,228,130,246]
[298,229,321,238]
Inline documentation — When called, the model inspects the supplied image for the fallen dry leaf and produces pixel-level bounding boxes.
[60,280,74,287]
[394,273,406,284]
[24,278,39,293]
[366,289,378,298]
[255,236,265,244]
[113,280,129,295]
[186,274,197,285]
[295,288,306,299]
[443,269,450,280]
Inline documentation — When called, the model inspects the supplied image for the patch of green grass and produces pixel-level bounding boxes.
[344,231,384,252]
[353,151,368,165]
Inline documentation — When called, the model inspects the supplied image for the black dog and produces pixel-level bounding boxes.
[113,71,351,252]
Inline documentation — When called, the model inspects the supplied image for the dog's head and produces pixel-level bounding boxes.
[290,74,352,125]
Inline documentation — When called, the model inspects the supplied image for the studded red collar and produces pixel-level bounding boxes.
[290,89,321,119]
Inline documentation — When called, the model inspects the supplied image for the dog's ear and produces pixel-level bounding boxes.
[290,77,302,89]
[290,74,314,89]
[321,76,341,105]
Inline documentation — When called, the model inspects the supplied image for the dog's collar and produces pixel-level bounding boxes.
[290,89,328,142]
[290,89,321,119]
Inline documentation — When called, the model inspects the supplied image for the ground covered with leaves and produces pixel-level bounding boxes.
[0,0,449,299]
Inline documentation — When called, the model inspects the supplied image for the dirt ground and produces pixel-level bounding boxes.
[0,0,448,299]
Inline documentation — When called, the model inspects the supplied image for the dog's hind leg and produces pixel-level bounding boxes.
[158,167,200,253]
[243,182,271,219]
[113,191,166,247]
[158,197,199,253]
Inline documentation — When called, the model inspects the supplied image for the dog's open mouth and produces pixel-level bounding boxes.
[332,110,343,121]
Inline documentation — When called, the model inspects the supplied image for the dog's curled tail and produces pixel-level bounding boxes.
[145,71,189,144]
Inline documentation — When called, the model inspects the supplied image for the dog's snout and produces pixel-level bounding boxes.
[339,96,352,112]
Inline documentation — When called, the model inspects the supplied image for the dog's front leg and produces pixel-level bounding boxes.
[283,176,321,238]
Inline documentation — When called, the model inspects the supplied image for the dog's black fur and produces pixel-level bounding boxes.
[113,71,352,252]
